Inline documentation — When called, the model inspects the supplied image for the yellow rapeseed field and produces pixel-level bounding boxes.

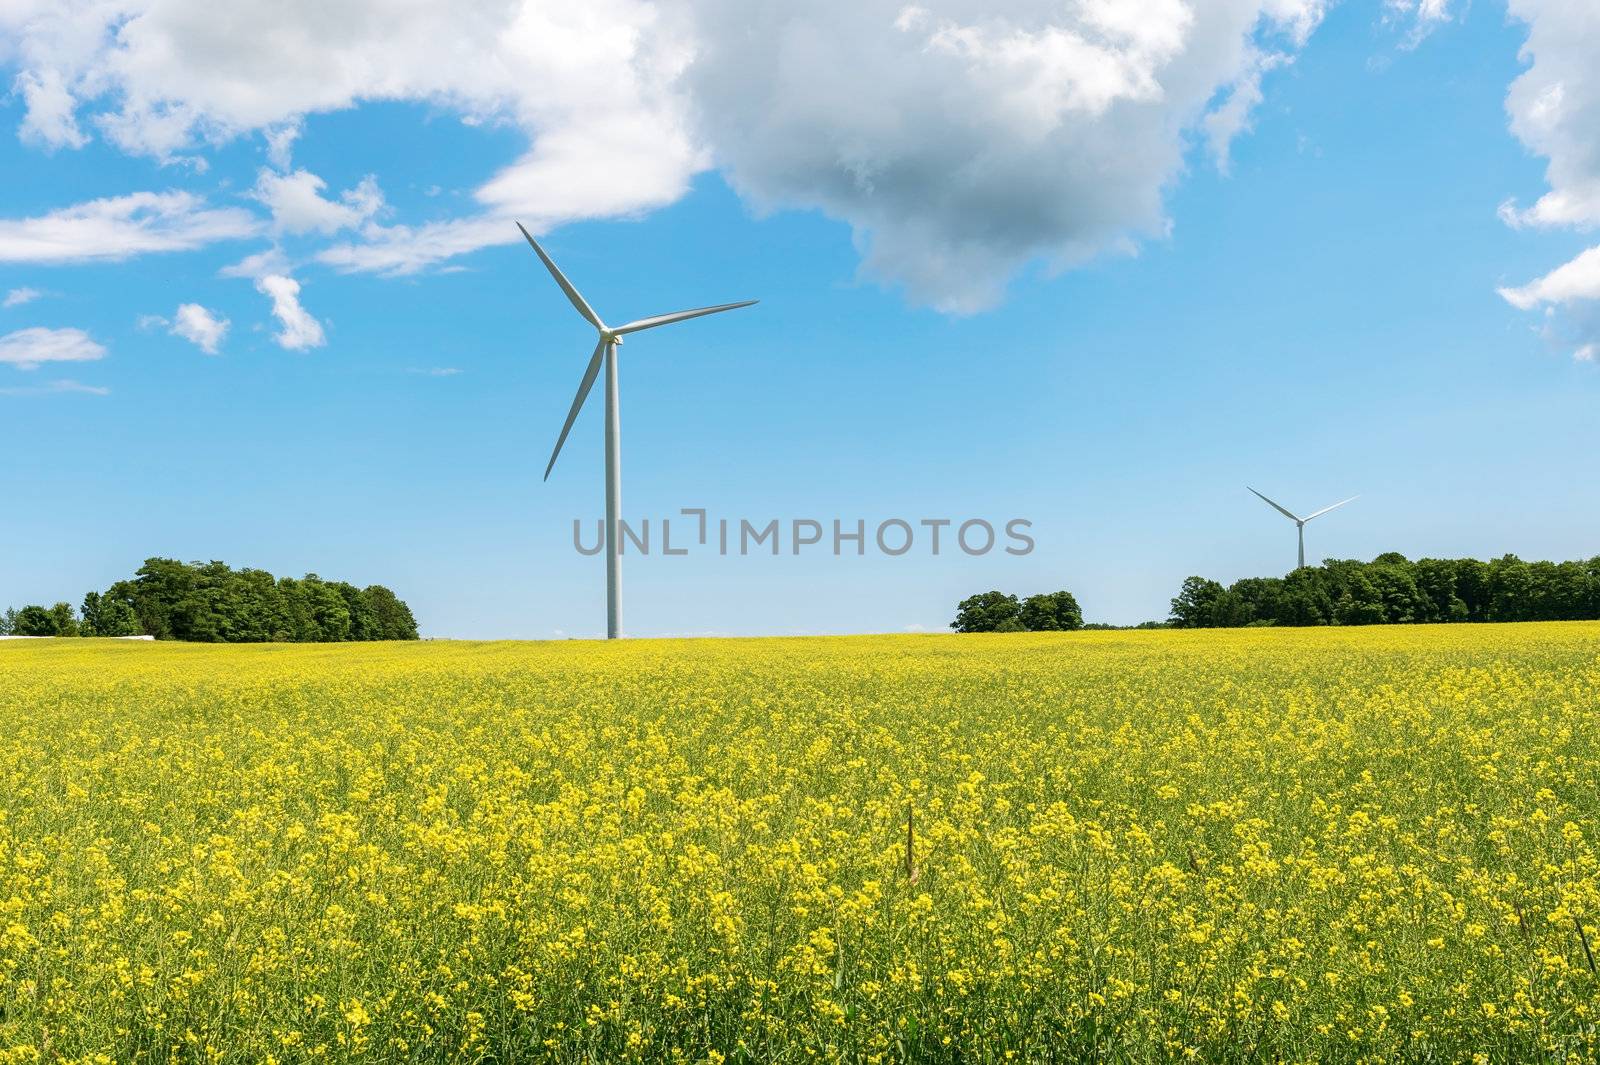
[3,625,1600,1062]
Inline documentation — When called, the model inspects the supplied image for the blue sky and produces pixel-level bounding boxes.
[2,0,1597,637]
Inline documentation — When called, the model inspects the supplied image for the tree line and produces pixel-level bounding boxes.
[951,590,1084,632]
[1169,553,1600,628]
[1,558,419,641]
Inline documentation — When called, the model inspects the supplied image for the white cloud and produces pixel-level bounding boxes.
[1499,246,1600,311]
[252,169,384,234]
[169,302,229,354]
[219,246,291,280]
[1261,0,1328,46]
[3,287,43,308]
[0,326,106,369]
[0,377,108,396]
[1500,0,1600,231]
[1496,0,1600,360]
[1205,53,1288,174]
[0,191,260,264]
[319,215,513,275]
[1384,0,1456,48]
[2,0,1326,309]
[264,123,300,170]
[15,68,88,148]
[3,0,697,271]
[407,366,462,376]
[255,274,325,351]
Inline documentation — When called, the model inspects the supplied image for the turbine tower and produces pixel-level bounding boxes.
[1247,487,1358,570]
[519,222,756,639]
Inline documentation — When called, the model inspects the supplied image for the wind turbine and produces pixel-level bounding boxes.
[518,222,756,639]
[1247,487,1358,571]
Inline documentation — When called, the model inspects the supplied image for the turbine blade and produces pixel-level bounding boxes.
[1247,486,1302,523]
[613,299,758,336]
[1302,495,1358,523]
[544,338,607,481]
[517,222,604,331]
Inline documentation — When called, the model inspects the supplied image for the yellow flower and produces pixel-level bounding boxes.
[0,623,1596,1060]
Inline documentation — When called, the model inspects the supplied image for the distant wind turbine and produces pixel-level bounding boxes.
[518,222,757,639]
[1247,487,1358,570]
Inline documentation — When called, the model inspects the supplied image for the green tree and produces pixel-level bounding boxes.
[81,591,139,636]
[81,559,418,643]
[113,558,198,639]
[215,568,292,642]
[1276,568,1334,626]
[1452,559,1491,621]
[1227,577,1285,625]
[363,586,420,640]
[302,575,353,641]
[1019,590,1084,631]
[1169,577,1224,628]
[11,605,59,636]
[1367,564,1428,624]
[1208,590,1254,628]
[80,591,106,635]
[275,577,317,641]
[1413,558,1465,622]
[1487,555,1532,622]
[48,602,79,636]
[951,591,1021,633]
[1528,560,1590,620]
[1170,551,1600,630]
[335,582,380,641]
[0,607,13,635]
[1332,572,1386,625]
[1557,560,1594,619]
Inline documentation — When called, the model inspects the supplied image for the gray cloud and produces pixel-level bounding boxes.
[674,0,1327,311]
